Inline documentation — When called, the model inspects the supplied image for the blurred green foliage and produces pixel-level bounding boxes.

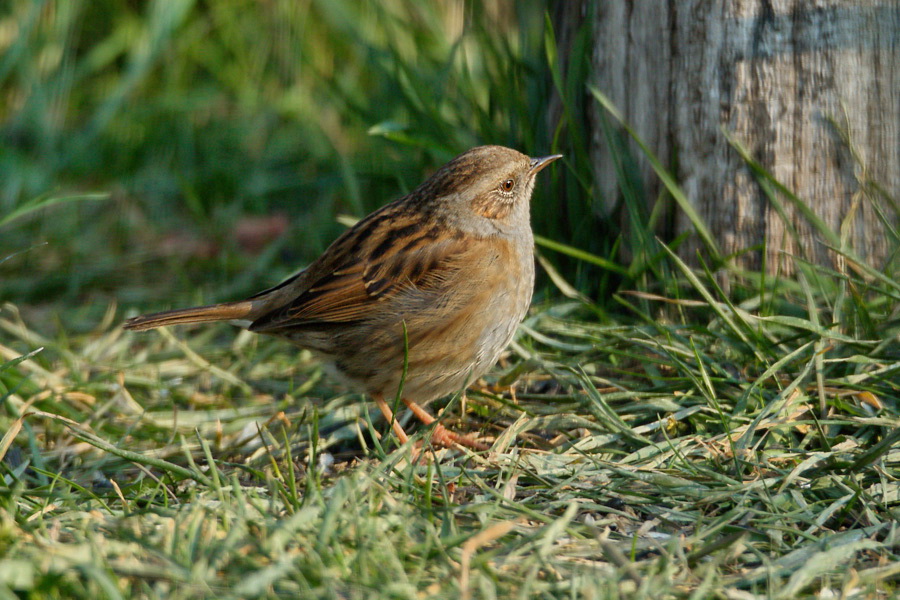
[1,0,610,317]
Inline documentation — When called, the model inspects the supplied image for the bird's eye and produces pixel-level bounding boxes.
[500,178,515,193]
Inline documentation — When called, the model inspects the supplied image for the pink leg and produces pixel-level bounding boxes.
[403,399,489,451]
[373,394,410,445]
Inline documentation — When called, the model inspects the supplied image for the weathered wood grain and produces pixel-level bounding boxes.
[586,1,899,271]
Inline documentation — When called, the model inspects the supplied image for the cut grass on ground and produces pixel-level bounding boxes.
[2,247,898,598]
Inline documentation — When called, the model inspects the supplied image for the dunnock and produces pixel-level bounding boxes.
[125,146,561,449]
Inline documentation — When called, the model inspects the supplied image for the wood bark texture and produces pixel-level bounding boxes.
[587,0,899,272]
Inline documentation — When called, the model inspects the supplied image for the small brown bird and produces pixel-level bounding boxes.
[125,146,561,449]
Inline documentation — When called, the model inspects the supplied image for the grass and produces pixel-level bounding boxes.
[3,212,899,597]
[2,1,900,599]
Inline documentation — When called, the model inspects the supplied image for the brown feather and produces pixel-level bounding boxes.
[123,300,256,331]
[249,218,471,333]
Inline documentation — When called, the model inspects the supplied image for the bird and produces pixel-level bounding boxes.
[124,145,561,450]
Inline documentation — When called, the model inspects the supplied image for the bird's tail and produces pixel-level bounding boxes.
[123,300,256,331]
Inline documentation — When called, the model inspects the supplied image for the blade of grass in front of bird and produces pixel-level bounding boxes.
[534,235,629,275]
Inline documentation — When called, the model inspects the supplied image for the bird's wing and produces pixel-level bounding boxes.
[248,212,472,333]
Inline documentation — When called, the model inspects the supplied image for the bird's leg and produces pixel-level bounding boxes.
[373,394,410,445]
[373,394,488,451]
[403,399,489,451]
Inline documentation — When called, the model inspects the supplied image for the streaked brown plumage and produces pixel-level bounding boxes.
[125,145,561,449]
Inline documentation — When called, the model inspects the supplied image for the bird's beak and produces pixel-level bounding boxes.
[529,154,563,175]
